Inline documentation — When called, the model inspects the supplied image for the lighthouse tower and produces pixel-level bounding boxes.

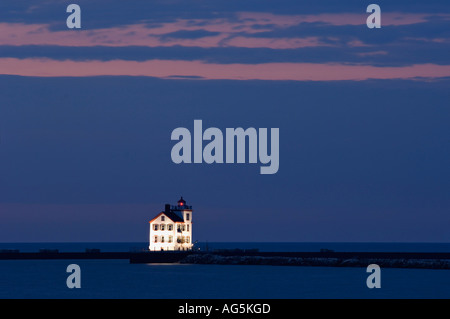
[148,197,193,251]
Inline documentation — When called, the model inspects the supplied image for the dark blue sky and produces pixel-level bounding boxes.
[0,0,449,242]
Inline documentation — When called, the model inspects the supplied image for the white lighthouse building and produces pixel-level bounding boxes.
[148,197,193,251]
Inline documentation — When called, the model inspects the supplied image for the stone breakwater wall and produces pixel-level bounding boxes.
[180,254,450,269]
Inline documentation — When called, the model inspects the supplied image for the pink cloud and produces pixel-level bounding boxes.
[1,58,449,81]
[1,11,448,50]
[0,21,332,49]
[237,11,450,26]
[222,36,329,49]
[0,22,229,47]
[356,51,389,57]
[403,37,450,44]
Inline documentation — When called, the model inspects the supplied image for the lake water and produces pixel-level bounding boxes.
[0,242,449,299]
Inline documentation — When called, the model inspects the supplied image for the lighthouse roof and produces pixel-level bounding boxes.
[149,211,184,223]
[164,210,184,222]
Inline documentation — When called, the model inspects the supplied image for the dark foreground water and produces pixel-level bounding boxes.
[0,242,449,299]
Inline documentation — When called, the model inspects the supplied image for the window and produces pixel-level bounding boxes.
[187,225,190,232]
[153,224,158,231]
[168,236,173,243]
[154,236,158,243]
[186,236,190,244]
[168,224,173,231]
[161,236,165,243]
[161,216,165,221]
[182,225,185,231]
[186,213,190,221]
[161,224,165,231]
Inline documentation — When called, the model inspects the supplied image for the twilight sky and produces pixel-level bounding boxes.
[0,0,449,243]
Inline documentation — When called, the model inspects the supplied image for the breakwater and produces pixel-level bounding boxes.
[180,253,450,269]
[0,251,130,260]
[128,250,450,268]
[1,250,449,269]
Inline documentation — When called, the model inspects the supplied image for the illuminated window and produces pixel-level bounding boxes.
[186,236,190,244]
[168,236,173,243]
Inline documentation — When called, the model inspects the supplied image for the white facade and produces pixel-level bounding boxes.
[148,197,193,251]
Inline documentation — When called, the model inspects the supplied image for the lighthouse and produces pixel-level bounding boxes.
[148,197,193,251]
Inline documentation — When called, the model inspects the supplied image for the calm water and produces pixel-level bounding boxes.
[0,242,449,299]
